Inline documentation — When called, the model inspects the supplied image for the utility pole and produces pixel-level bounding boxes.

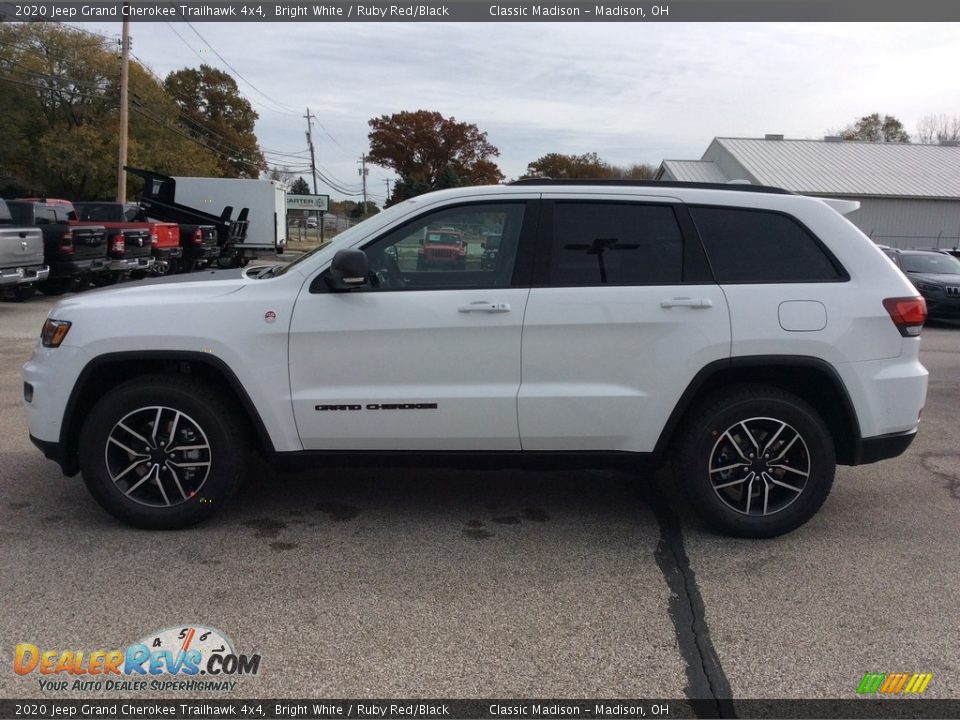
[383,178,392,202]
[116,8,130,203]
[304,108,318,194]
[358,154,368,217]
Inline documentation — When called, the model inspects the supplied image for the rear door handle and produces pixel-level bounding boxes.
[660,297,713,309]
[458,301,511,314]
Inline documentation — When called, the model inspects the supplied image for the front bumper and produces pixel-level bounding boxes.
[850,429,917,465]
[0,264,49,287]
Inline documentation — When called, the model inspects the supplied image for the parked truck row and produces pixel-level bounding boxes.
[1,168,287,301]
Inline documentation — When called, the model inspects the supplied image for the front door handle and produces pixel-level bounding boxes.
[458,301,511,314]
[660,297,713,309]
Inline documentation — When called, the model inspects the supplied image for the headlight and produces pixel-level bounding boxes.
[40,319,71,348]
[913,282,942,295]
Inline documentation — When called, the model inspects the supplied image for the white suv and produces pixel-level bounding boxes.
[22,180,928,537]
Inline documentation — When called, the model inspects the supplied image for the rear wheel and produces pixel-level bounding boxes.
[39,277,70,296]
[676,385,835,538]
[78,375,248,529]
[4,284,36,302]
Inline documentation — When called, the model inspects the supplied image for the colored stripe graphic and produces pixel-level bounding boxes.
[857,673,886,694]
[857,672,933,695]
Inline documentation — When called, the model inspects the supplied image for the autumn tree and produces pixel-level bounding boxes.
[524,153,656,180]
[0,23,221,199]
[840,113,910,143]
[916,114,960,144]
[367,110,504,204]
[164,64,266,178]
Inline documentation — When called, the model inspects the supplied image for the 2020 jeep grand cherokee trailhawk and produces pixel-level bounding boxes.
[22,180,928,536]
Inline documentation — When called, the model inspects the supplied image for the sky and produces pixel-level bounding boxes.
[70,20,960,205]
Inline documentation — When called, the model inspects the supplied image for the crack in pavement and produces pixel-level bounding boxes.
[919,452,960,501]
[648,481,736,719]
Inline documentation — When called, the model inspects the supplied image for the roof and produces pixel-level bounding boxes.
[707,137,960,199]
[657,160,729,184]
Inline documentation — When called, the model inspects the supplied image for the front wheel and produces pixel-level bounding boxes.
[78,375,248,529]
[675,386,835,538]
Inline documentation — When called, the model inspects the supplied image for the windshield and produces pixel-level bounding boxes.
[901,253,960,275]
[75,203,124,222]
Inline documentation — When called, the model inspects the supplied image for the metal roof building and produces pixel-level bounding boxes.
[658,136,960,248]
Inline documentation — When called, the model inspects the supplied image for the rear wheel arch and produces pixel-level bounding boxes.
[60,351,275,476]
[655,356,861,466]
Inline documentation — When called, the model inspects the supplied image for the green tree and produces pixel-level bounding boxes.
[524,153,657,180]
[0,23,221,199]
[289,176,311,194]
[841,113,910,143]
[164,64,266,178]
[367,110,504,205]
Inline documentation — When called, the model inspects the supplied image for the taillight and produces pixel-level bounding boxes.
[111,235,125,254]
[883,296,927,337]
[59,231,74,255]
[150,232,159,246]
[192,228,204,246]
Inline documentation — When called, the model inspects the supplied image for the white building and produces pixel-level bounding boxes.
[657,136,960,249]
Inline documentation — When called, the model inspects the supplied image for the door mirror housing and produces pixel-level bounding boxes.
[325,249,369,291]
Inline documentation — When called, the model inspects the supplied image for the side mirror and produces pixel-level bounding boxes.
[325,248,369,291]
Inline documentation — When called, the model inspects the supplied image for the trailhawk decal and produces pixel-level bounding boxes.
[315,403,438,411]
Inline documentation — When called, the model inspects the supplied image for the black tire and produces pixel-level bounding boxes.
[675,385,835,538]
[164,258,180,276]
[5,284,36,302]
[180,258,196,273]
[92,271,123,287]
[78,374,248,529]
[39,277,70,296]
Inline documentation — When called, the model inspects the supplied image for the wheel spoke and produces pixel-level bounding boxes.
[768,432,800,464]
[167,460,210,469]
[761,473,772,515]
[165,463,189,501]
[743,472,756,514]
[768,476,805,493]
[768,463,809,478]
[714,476,749,490]
[117,421,150,447]
[168,411,182,447]
[722,430,750,461]
[113,457,150,483]
[710,461,750,474]
[108,436,149,458]
[739,421,760,452]
[761,421,787,456]
[154,468,172,506]
[151,407,162,446]
[124,465,156,496]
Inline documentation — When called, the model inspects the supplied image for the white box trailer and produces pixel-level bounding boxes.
[172,176,287,262]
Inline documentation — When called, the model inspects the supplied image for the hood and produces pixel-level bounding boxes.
[905,272,960,285]
[51,269,248,314]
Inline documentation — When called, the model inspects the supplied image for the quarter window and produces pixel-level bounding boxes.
[542,202,684,286]
[690,206,844,283]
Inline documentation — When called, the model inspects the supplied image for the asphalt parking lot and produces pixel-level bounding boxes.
[1,294,958,706]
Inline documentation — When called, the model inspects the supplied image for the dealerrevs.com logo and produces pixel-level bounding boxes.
[14,625,261,693]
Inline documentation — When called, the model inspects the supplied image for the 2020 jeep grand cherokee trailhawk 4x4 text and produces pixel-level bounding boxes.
[22,181,928,536]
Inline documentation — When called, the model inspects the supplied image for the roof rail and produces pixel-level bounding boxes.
[507,178,794,195]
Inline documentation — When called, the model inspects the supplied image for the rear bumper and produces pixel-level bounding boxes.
[50,258,109,277]
[108,256,155,272]
[850,429,917,465]
[152,247,183,260]
[183,245,220,261]
[0,264,49,286]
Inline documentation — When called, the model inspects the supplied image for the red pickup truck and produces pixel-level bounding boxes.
[27,198,181,275]
[72,201,185,274]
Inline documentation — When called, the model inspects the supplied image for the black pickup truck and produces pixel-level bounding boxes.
[6,200,109,295]
[0,199,48,302]
[75,200,218,274]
